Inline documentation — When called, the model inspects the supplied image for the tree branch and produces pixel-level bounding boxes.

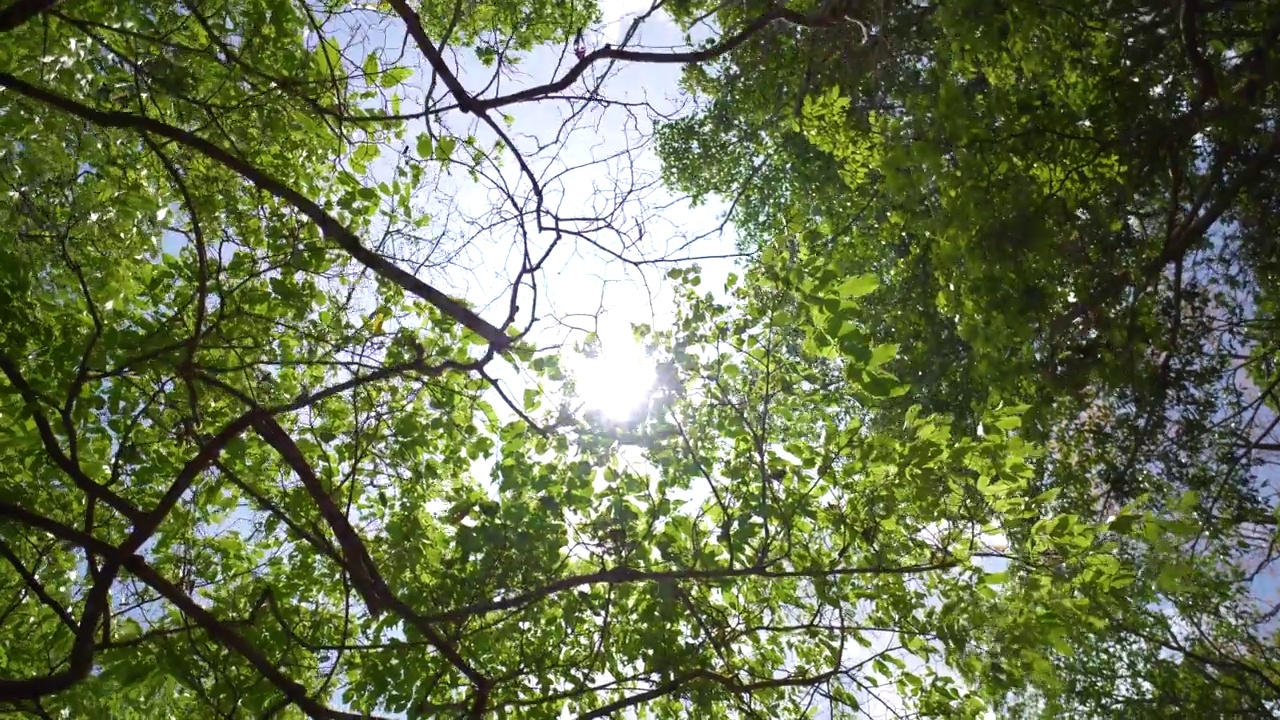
[250,414,391,617]
[0,0,60,33]
[0,352,142,523]
[0,500,377,719]
[0,71,512,351]
[460,5,865,113]
[420,560,957,624]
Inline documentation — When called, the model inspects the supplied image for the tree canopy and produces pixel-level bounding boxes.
[0,0,1277,718]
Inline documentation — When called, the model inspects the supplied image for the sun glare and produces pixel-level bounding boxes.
[571,334,656,422]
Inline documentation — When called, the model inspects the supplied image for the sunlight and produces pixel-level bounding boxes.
[570,332,656,422]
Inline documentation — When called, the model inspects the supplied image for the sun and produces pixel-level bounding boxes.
[570,332,656,422]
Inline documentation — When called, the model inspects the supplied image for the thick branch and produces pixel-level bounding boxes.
[467,6,864,113]
[1052,123,1280,336]
[0,520,117,702]
[421,560,958,624]
[0,353,142,523]
[249,414,490,699]
[250,414,390,616]
[1180,0,1219,107]
[0,71,511,351]
[579,666,842,720]
[0,0,60,32]
[386,0,483,114]
[0,501,375,719]
[136,409,266,544]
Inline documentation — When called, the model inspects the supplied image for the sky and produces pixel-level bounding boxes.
[359,1,742,421]
[150,3,733,419]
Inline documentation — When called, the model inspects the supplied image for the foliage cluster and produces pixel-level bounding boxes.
[0,0,1277,718]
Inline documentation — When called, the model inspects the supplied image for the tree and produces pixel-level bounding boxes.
[657,0,1280,715]
[1,1,1275,719]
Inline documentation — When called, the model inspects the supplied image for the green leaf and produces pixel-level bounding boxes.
[416,133,434,158]
[1176,490,1200,512]
[436,135,458,162]
[867,343,898,368]
[1108,514,1139,535]
[352,143,380,172]
[837,273,879,301]
[380,66,413,88]
[1034,487,1061,505]
[1156,565,1187,593]
[316,38,342,72]
[993,415,1022,431]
